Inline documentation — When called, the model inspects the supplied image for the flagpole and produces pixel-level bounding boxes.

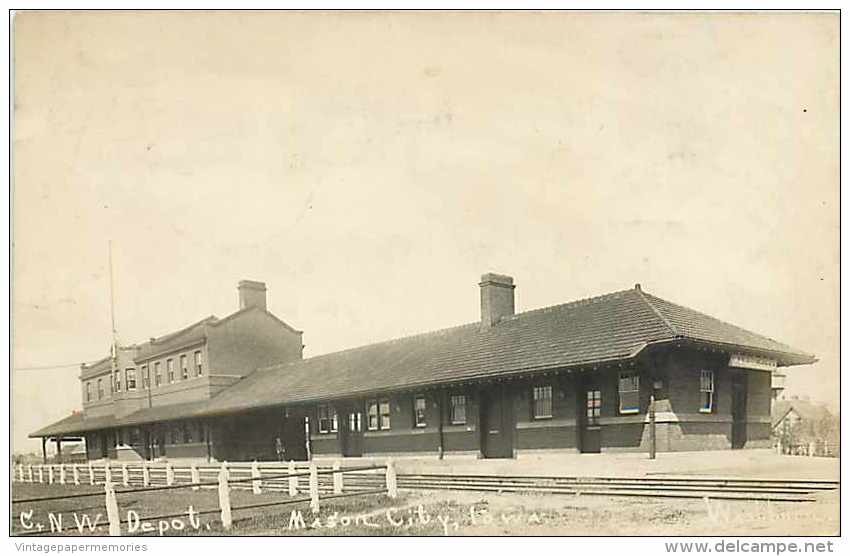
[109,240,117,347]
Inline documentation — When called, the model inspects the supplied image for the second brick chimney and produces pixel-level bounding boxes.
[479,273,515,327]
[238,280,267,311]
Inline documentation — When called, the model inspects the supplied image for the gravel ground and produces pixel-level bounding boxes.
[385,450,840,481]
[11,480,839,536]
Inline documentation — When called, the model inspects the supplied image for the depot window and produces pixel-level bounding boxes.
[532,385,553,419]
[699,370,715,413]
[318,405,338,434]
[367,399,391,430]
[126,368,137,391]
[194,350,203,376]
[618,372,640,414]
[413,396,427,428]
[450,394,467,425]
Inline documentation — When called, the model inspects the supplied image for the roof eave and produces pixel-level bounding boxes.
[199,353,645,418]
[642,336,816,367]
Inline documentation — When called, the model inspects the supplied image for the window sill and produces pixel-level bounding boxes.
[532,415,553,420]
[698,409,713,414]
[619,409,640,415]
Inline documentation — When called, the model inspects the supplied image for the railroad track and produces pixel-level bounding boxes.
[340,473,839,502]
[14,469,838,503]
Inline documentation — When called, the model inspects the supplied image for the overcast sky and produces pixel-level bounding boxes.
[12,11,838,453]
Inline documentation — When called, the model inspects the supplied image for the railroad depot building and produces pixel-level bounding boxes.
[31,275,816,462]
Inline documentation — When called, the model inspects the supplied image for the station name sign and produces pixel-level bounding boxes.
[728,353,777,371]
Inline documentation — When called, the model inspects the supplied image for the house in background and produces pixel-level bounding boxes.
[31,274,816,461]
[772,396,838,456]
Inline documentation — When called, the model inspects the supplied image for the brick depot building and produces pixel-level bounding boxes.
[31,275,815,461]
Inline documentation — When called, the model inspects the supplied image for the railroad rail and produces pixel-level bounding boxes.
[340,473,840,502]
[12,461,839,505]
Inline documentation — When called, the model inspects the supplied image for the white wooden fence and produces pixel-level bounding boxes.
[13,459,397,535]
[13,460,368,491]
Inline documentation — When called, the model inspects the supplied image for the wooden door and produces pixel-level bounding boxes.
[282,414,308,461]
[340,405,364,457]
[731,374,748,449]
[480,384,514,458]
[580,387,602,453]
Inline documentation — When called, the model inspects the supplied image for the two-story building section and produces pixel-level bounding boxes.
[33,280,303,462]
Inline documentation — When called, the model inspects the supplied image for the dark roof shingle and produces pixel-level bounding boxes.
[30,401,213,437]
[33,286,817,435]
[29,412,117,438]
[202,287,815,416]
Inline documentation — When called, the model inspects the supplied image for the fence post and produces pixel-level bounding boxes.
[285,460,297,496]
[73,464,80,486]
[142,463,150,487]
[309,462,319,514]
[16,464,23,482]
[218,462,232,530]
[121,464,129,486]
[166,462,174,486]
[104,475,121,536]
[191,463,200,490]
[38,464,44,483]
[385,458,398,499]
[58,464,66,485]
[28,464,34,483]
[251,461,262,494]
[48,465,54,484]
[104,462,113,486]
[809,442,816,457]
[333,460,343,494]
[88,462,95,485]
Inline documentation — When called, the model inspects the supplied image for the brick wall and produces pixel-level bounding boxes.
[210,409,282,461]
[747,370,772,418]
[79,347,778,462]
[207,309,303,378]
[514,374,578,450]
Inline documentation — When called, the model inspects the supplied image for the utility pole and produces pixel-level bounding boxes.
[108,241,120,408]
[649,393,656,460]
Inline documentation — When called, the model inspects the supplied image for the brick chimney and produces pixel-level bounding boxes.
[479,273,515,327]
[238,280,267,311]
